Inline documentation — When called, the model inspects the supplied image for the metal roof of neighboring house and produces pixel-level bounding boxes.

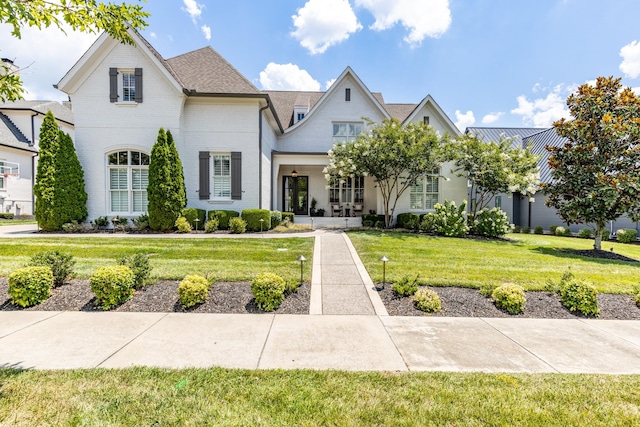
[523,128,567,184]
[0,112,37,153]
[466,127,545,149]
[166,47,260,95]
[0,100,74,125]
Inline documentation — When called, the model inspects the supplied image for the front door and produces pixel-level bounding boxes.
[283,176,308,215]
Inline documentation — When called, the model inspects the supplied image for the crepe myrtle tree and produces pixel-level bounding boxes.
[444,133,540,220]
[325,118,445,228]
[0,0,149,102]
[544,76,640,251]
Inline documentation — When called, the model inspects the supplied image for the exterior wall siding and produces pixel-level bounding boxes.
[0,147,34,215]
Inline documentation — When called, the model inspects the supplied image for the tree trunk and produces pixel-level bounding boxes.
[593,225,603,251]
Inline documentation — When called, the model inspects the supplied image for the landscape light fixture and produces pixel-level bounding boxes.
[379,256,389,290]
[297,255,307,284]
[194,217,200,232]
[259,218,264,233]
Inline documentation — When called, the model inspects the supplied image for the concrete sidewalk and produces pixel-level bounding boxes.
[1,311,640,373]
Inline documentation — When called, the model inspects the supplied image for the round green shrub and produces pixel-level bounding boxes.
[616,228,638,243]
[521,227,531,234]
[181,208,206,229]
[178,274,210,308]
[512,225,522,234]
[560,279,600,317]
[207,210,239,230]
[474,208,510,237]
[281,212,295,224]
[251,272,286,311]
[90,265,135,310]
[8,266,54,307]
[175,216,192,233]
[271,210,283,228]
[549,225,559,235]
[241,209,272,232]
[392,275,419,297]
[555,226,567,236]
[578,228,592,239]
[533,226,544,235]
[229,217,247,234]
[396,212,420,230]
[413,288,441,313]
[420,215,436,233]
[117,253,151,290]
[27,250,75,287]
[492,283,526,314]
[205,218,219,233]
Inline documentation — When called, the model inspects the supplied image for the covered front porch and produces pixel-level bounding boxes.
[272,153,378,217]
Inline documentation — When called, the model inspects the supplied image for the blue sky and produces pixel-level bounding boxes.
[5,0,640,130]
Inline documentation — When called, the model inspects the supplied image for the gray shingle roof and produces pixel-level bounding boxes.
[166,47,259,95]
[263,91,324,128]
[466,127,545,149]
[384,103,418,122]
[523,128,567,184]
[0,112,37,153]
[0,100,74,124]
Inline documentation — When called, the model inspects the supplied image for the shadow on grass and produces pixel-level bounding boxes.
[531,246,640,266]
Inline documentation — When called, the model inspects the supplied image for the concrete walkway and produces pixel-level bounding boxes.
[1,223,640,373]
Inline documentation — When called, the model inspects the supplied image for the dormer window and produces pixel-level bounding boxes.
[297,112,305,121]
[109,68,143,103]
[293,94,310,124]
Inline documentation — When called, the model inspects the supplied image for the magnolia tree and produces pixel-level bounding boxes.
[325,118,444,228]
[0,0,149,101]
[545,76,640,250]
[445,133,540,219]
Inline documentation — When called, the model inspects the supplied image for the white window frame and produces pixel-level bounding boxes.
[120,69,136,103]
[211,154,231,200]
[410,169,440,211]
[328,175,364,205]
[332,122,363,144]
[0,160,5,190]
[107,150,149,214]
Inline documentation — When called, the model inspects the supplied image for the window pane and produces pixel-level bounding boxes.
[122,73,135,102]
[108,153,118,165]
[133,190,148,212]
[118,151,128,165]
[425,194,438,210]
[111,191,128,211]
[410,193,423,210]
[140,153,150,165]
[132,168,148,190]
[213,155,230,176]
[426,176,438,193]
[131,151,140,165]
[213,177,231,198]
[110,168,128,190]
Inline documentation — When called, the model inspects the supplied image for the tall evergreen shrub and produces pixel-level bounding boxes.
[147,128,187,231]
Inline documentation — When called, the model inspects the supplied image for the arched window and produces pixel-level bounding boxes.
[107,150,149,213]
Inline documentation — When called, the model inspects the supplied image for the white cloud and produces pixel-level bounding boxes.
[1,23,97,101]
[201,25,211,41]
[291,0,362,54]
[511,84,570,127]
[454,110,475,132]
[150,32,157,39]
[355,0,451,46]
[325,78,337,90]
[259,63,321,91]
[481,112,504,124]
[182,0,204,23]
[620,40,640,79]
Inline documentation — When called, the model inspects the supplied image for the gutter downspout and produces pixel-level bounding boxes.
[258,102,269,210]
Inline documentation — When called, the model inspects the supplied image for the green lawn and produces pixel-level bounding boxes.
[0,219,37,226]
[0,368,638,426]
[349,231,640,293]
[0,237,313,282]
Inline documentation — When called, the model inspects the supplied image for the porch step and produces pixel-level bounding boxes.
[296,216,362,229]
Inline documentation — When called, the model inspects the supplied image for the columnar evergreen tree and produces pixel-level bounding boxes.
[148,128,187,231]
[34,111,88,230]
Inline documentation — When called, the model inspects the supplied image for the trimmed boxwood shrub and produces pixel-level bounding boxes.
[282,212,295,224]
[396,212,420,230]
[242,209,272,232]
[413,288,441,313]
[521,227,530,234]
[8,266,54,307]
[492,283,526,314]
[251,272,286,311]
[578,228,592,239]
[207,210,239,230]
[182,208,206,230]
[229,217,247,234]
[392,275,419,297]
[90,265,135,310]
[178,274,210,308]
[533,226,544,234]
[28,250,75,288]
[271,211,283,228]
[560,279,600,317]
[0,212,15,219]
[117,253,151,290]
[362,213,383,227]
[549,225,559,235]
[616,228,638,243]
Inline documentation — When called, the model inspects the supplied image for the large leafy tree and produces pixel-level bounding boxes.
[0,0,149,101]
[545,76,640,250]
[34,111,87,230]
[147,128,186,231]
[326,118,444,228]
[445,133,540,219]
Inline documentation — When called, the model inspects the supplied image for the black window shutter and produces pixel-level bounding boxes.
[231,152,242,200]
[199,151,210,200]
[109,68,118,102]
[134,68,143,103]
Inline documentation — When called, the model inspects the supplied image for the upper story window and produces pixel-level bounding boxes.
[410,169,439,210]
[0,160,5,190]
[332,122,363,144]
[423,116,430,125]
[345,88,351,101]
[109,68,143,103]
[297,112,305,122]
[107,150,149,213]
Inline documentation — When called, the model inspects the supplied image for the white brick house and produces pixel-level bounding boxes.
[56,29,467,223]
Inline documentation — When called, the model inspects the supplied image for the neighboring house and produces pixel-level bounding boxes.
[55,29,467,223]
[468,127,639,234]
[0,100,74,216]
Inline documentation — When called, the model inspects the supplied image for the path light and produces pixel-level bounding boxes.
[297,255,307,284]
[344,217,349,230]
[310,217,314,230]
[379,256,389,290]
[194,218,200,233]
[259,218,264,233]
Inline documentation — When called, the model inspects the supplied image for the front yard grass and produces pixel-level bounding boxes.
[349,231,640,293]
[1,368,639,426]
[0,237,313,283]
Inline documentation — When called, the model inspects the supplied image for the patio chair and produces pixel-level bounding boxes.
[331,204,342,217]
[352,204,363,216]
